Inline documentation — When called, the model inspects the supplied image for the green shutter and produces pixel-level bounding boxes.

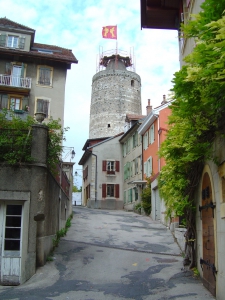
[0,34,6,47]
[19,37,25,49]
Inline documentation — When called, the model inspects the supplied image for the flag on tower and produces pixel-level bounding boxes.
[102,25,117,39]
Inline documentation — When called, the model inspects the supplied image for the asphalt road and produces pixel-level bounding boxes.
[0,206,215,300]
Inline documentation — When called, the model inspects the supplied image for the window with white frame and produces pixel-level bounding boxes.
[0,34,25,49]
[37,66,53,86]
[4,204,22,251]
[36,98,50,118]
[149,124,155,144]
[7,35,19,48]
[107,161,115,172]
[144,131,148,150]
[107,184,114,197]
[10,97,22,110]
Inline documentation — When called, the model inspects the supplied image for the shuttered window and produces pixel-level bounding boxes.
[37,66,53,86]
[0,34,6,47]
[36,99,50,118]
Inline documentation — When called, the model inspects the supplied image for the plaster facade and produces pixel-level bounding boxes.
[0,122,72,286]
[80,134,124,210]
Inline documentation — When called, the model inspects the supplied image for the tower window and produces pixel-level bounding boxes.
[108,124,110,128]
[131,80,134,87]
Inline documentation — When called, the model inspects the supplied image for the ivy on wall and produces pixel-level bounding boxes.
[158,0,225,266]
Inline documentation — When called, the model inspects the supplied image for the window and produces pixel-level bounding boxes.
[107,161,115,171]
[36,98,50,118]
[0,94,8,109]
[37,66,53,86]
[4,205,22,251]
[144,132,148,150]
[128,189,132,202]
[102,160,119,174]
[7,35,19,48]
[0,35,25,49]
[102,184,119,198]
[131,80,134,87]
[149,124,155,144]
[107,184,114,197]
[10,97,22,110]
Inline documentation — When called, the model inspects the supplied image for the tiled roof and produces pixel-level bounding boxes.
[32,43,78,63]
[0,17,35,31]
[126,114,146,121]
[0,18,78,64]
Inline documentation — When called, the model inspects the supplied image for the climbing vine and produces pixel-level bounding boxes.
[158,0,225,267]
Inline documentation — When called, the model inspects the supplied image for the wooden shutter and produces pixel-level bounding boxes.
[0,34,6,47]
[115,184,119,198]
[102,184,106,198]
[19,37,25,49]
[116,161,120,172]
[102,160,106,171]
[5,62,11,75]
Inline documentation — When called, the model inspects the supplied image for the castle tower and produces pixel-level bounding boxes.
[89,50,142,138]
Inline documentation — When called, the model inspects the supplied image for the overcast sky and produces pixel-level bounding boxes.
[0,0,179,186]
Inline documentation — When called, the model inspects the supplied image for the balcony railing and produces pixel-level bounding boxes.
[0,74,32,89]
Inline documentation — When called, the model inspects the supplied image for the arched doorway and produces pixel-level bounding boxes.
[200,172,216,296]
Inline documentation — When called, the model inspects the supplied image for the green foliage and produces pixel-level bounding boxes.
[0,110,35,164]
[158,1,225,222]
[52,213,73,250]
[141,177,151,215]
[43,117,69,174]
[73,185,82,192]
[134,202,142,213]
[0,111,68,175]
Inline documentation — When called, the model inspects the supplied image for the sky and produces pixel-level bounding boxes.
[0,0,180,187]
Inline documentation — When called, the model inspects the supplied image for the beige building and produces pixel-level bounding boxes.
[0,17,78,126]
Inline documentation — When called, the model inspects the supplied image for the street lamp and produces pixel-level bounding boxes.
[62,146,76,162]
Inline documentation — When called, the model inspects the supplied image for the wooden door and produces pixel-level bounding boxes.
[200,172,216,296]
[1,203,22,285]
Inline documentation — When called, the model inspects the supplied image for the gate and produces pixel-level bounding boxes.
[199,172,216,296]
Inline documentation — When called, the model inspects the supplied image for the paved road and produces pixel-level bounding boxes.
[0,207,214,300]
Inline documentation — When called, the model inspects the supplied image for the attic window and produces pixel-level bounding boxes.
[38,49,53,54]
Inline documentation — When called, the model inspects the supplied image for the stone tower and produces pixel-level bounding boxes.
[89,51,142,138]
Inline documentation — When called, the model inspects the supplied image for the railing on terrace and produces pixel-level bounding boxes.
[0,129,32,163]
[0,74,32,88]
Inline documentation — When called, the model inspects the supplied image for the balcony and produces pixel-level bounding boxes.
[0,74,32,91]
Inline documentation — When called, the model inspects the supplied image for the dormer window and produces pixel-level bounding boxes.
[0,34,25,49]
[7,35,18,48]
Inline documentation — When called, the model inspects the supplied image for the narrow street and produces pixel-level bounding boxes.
[0,207,214,300]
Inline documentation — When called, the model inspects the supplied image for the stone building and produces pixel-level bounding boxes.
[89,51,142,138]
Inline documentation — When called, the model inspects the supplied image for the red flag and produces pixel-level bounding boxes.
[102,26,117,39]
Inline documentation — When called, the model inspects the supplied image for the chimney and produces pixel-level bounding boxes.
[146,99,152,115]
[161,95,167,105]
